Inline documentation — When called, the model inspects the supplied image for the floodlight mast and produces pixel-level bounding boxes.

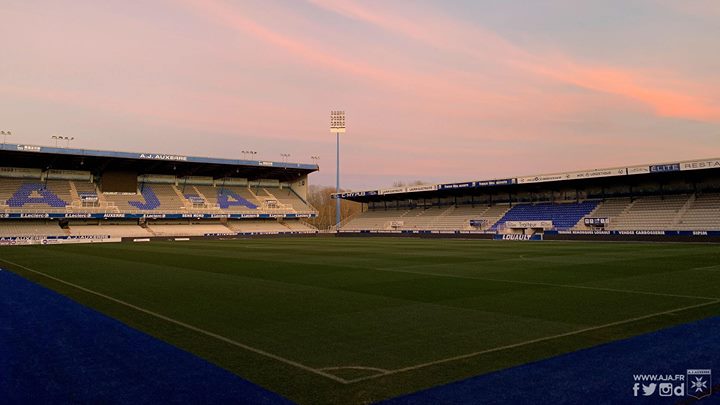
[330,110,346,231]
[1,130,10,145]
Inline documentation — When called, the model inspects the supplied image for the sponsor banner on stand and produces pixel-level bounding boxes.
[505,220,553,229]
[379,187,407,195]
[439,182,474,190]
[518,168,625,184]
[650,163,681,173]
[476,179,515,187]
[406,184,438,193]
[0,235,118,246]
[494,234,543,241]
[627,165,650,175]
[679,159,720,171]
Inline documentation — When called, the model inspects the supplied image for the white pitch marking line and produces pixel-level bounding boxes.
[0,259,350,385]
[690,264,720,271]
[368,266,719,301]
[318,366,390,373]
[346,299,720,384]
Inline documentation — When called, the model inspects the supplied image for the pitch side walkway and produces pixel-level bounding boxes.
[0,270,291,404]
[381,316,720,404]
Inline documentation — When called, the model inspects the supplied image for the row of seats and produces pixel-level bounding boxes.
[0,221,68,237]
[492,201,599,231]
[0,180,74,208]
[0,179,313,214]
[677,194,720,230]
[341,194,720,232]
[341,204,511,231]
[0,220,317,238]
[601,195,688,231]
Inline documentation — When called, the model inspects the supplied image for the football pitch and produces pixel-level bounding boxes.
[2,237,720,404]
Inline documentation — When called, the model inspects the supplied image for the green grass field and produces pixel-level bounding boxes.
[2,237,720,404]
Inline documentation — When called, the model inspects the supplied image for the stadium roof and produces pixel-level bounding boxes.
[0,143,317,181]
[335,157,720,202]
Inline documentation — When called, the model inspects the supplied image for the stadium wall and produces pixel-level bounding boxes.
[334,230,720,242]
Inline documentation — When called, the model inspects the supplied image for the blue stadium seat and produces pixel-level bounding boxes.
[217,189,258,209]
[6,183,68,207]
[492,201,599,231]
[128,185,161,210]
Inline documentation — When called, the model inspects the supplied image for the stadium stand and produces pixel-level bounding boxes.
[431,205,510,230]
[1,180,313,216]
[341,204,512,231]
[67,223,153,238]
[340,193,720,233]
[341,209,408,231]
[0,143,319,242]
[492,201,599,231]
[271,188,315,212]
[605,195,689,231]
[225,219,310,234]
[573,198,632,230]
[145,222,235,237]
[2,180,70,209]
[0,221,67,237]
[676,193,720,230]
[336,157,720,240]
[279,219,317,232]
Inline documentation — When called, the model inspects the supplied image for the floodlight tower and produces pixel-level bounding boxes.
[1,130,11,145]
[330,110,346,231]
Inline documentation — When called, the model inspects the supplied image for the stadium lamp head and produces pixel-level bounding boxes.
[330,110,346,133]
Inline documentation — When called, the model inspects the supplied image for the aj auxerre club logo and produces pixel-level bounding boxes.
[632,369,712,399]
[687,369,712,400]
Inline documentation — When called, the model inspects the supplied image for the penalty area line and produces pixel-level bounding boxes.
[346,299,720,383]
[0,259,350,385]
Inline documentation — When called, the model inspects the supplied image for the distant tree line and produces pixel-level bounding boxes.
[306,185,362,230]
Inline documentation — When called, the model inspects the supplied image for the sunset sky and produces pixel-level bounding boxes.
[1,0,719,189]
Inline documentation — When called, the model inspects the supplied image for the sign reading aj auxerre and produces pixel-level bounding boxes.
[138,153,188,161]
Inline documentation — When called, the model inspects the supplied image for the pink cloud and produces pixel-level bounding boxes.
[307,0,720,122]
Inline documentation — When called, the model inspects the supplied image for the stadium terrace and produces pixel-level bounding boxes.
[334,157,720,242]
[0,143,319,243]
